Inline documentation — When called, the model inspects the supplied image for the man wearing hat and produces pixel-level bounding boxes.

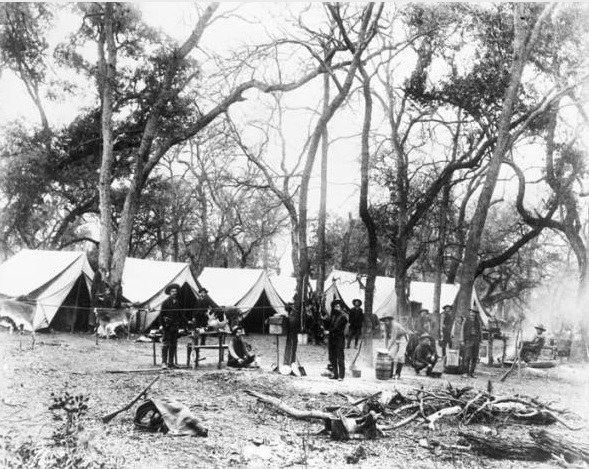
[411,333,439,375]
[227,325,257,368]
[347,299,364,349]
[521,324,547,362]
[460,308,482,378]
[416,308,433,335]
[327,299,348,381]
[159,283,184,369]
[439,304,455,357]
[381,315,409,379]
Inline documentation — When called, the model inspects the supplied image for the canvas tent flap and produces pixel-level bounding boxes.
[122,257,201,330]
[234,271,286,315]
[0,249,94,331]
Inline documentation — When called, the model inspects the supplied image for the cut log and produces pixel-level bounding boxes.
[460,432,552,461]
[529,429,589,463]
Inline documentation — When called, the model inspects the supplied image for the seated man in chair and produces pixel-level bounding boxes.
[227,326,257,369]
[521,324,546,362]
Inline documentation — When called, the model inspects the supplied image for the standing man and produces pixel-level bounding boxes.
[381,315,409,379]
[194,288,209,345]
[439,304,455,357]
[461,308,482,378]
[160,283,183,369]
[417,309,433,335]
[347,299,364,349]
[327,299,348,381]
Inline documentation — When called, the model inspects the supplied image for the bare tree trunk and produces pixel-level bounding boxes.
[96,2,116,302]
[456,4,554,316]
[433,183,450,336]
[316,65,330,297]
[358,65,377,366]
[295,4,380,362]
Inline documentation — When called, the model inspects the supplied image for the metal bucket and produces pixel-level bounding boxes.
[446,349,460,367]
[375,350,392,380]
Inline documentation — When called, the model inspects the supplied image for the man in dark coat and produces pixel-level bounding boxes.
[327,299,348,381]
[193,288,210,345]
[346,299,364,349]
[159,283,184,369]
[227,325,257,368]
[411,333,438,375]
[460,308,482,378]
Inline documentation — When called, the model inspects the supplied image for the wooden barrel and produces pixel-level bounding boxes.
[375,350,392,380]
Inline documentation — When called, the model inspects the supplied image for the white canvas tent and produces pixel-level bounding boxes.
[0,249,93,331]
[198,267,286,333]
[267,275,317,304]
[324,269,396,314]
[122,257,204,331]
[325,270,489,326]
[409,281,460,313]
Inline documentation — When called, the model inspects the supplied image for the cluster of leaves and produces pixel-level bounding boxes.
[1,392,117,469]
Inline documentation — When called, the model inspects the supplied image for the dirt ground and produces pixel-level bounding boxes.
[0,330,588,468]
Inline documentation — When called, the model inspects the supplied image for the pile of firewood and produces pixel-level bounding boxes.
[367,381,583,432]
[247,381,582,439]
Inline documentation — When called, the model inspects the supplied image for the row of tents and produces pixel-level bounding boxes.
[0,249,487,333]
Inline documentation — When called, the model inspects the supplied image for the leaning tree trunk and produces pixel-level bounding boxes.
[455,4,554,317]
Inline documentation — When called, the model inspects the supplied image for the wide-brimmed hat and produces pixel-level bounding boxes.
[419,308,429,313]
[534,323,546,332]
[231,325,244,335]
[165,283,181,295]
[379,315,394,322]
[331,299,346,309]
[442,304,453,310]
[352,299,362,306]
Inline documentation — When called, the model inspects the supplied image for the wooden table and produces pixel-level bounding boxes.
[186,330,229,369]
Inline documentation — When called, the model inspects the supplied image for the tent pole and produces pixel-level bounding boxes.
[72,275,83,333]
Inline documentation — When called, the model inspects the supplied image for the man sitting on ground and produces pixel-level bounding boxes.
[227,326,257,369]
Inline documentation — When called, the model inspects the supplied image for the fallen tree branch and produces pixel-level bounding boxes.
[101,376,160,423]
[381,411,420,431]
[426,405,462,430]
[246,390,334,420]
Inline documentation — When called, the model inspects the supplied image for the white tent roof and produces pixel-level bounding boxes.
[0,249,93,330]
[267,275,317,304]
[198,267,285,315]
[410,281,460,313]
[198,267,264,307]
[323,270,491,327]
[122,257,200,329]
[325,269,396,314]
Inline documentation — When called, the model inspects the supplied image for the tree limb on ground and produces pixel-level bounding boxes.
[101,376,160,423]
